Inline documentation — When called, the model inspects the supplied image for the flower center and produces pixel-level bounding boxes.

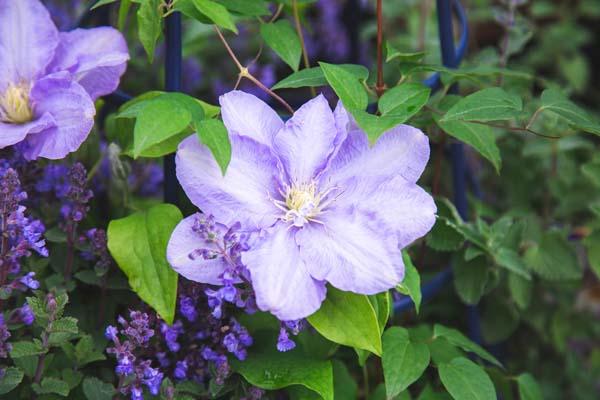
[272,181,338,227]
[0,83,33,124]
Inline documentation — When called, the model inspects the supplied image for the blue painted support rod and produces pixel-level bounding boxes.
[394,0,469,315]
[164,9,182,205]
[436,0,483,344]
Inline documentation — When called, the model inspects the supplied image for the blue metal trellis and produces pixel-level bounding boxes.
[163,7,182,206]
[394,0,471,315]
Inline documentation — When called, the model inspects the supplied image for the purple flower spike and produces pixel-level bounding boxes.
[167,91,436,321]
[18,304,35,325]
[276,328,296,352]
[0,0,129,160]
[19,272,40,290]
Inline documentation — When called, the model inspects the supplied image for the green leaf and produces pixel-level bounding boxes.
[196,119,232,175]
[62,369,83,390]
[107,203,182,324]
[428,337,464,366]
[272,64,369,90]
[50,317,79,334]
[378,83,430,121]
[319,62,368,111]
[328,81,429,144]
[118,0,132,30]
[508,271,532,309]
[91,0,118,10]
[385,42,425,63]
[370,291,391,332]
[540,89,600,135]
[453,255,489,305]
[307,287,382,355]
[45,226,67,243]
[126,93,206,158]
[441,88,522,123]
[27,296,48,324]
[133,98,190,157]
[382,327,430,397]
[260,21,302,71]
[435,119,501,173]
[332,360,357,400]
[232,350,333,400]
[32,377,70,397]
[427,217,465,251]
[351,111,402,143]
[438,358,496,400]
[582,160,600,187]
[82,377,116,400]
[417,384,453,400]
[9,340,46,359]
[0,367,24,395]
[137,0,162,63]
[493,248,531,279]
[480,299,519,344]
[516,373,543,400]
[180,0,238,32]
[433,325,502,367]
[524,231,582,281]
[584,230,600,279]
[216,0,269,16]
[397,251,422,313]
[75,335,106,367]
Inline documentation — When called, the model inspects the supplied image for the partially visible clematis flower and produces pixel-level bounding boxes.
[167,91,436,320]
[0,0,129,160]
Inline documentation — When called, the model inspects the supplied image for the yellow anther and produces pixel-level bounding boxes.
[0,83,33,124]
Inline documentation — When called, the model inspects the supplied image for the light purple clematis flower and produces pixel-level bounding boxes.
[0,0,129,160]
[167,91,436,320]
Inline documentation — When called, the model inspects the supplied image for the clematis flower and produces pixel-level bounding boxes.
[167,91,436,320]
[0,0,128,160]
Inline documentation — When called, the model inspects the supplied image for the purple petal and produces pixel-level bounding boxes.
[48,27,129,100]
[22,74,95,160]
[219,90,283,147]
[242,225,327,320]
[0,0,58,86]
[326,122,430,185]
[176,133,281,230]
[332,100,350,149]
[166,214,229,285]
[343,176,436,248]
[273,94,338,183]
[296,209,405,294]
[0,113,54,149]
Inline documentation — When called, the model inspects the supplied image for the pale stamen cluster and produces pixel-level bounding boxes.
[271,181,339,227]
[0,83,33,124]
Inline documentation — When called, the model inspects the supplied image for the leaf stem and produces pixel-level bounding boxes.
[375,0,385,97]
[362,364,370,398]
[292,0,316,97]
[214,26,294,114]
[425,106,561,139]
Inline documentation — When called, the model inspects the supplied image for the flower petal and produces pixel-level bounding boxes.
[341,176,436,248]
[326,122,430,185]
[273,94,338,183]
[48,27,129,100]
[0,113,54,149]
[166,214,228,285]
[219,90,283,147]
[0,0,58,86]
[242,225,327,320]
[22,75,95,160]
[297,209,404,294]
[176,133,281,230]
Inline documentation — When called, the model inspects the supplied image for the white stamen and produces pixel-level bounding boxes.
[271,181,339,227]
